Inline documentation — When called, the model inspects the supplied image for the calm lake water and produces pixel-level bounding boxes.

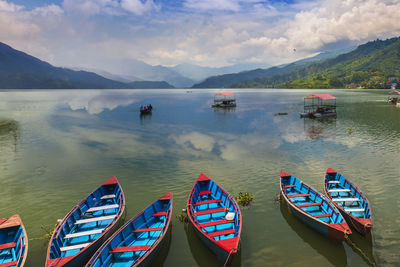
[0,89,399,266]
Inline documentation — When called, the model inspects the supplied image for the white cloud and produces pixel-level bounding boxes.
[0,0,23,12]
[184,0,240,11]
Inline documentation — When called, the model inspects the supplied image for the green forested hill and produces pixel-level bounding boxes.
[233,37,400,89]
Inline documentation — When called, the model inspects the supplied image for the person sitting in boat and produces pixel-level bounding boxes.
[140,105,144,112]
[148,104,153,111]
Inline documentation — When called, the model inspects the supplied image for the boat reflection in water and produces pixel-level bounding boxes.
[280,200,347,267]
[303,117,336,140]
[345,229,376,267]
[184,223,241,267]
[0,119,19,152]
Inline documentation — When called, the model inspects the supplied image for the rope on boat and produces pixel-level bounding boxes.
[223,248,235,267]
[344,234,377,267]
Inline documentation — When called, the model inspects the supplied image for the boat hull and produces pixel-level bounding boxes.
[281,192,347,242]
[46,176,125,267]
[0,215,28,267]
[85,192,173,267]
[324,168,373,236]
[187,173,241,265]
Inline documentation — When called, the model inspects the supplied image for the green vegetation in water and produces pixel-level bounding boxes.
[176,209,188,223]
[347,128,354,135]
[235,192,254,206]
[40,220,61,241]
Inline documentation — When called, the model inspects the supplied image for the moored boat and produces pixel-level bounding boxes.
[187,173,241,265]
[280,170,351,242]
[85,192,173,267]
[323,168,373,235]
[0,214,28,267]
[46,177,125,267]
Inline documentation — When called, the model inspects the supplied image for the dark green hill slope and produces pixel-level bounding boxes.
[234,37,400,89]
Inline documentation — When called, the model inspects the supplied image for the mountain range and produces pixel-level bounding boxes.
[1,37,398,89]
[193,37,400,89]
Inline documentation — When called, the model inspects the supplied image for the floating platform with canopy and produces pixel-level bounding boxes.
[212,92,236,108]
[300,94,337,118]
[388,89,400,105]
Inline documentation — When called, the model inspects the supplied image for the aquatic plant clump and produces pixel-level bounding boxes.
[235,192,254,206]
[176,209,188,223]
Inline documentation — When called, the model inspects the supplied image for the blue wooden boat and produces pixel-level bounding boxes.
[187,173,241,265]
[280,170,351,242]
[0,215,28,267]
[323,168,373,235]
[46,176,125,267]
[85,192,173,267]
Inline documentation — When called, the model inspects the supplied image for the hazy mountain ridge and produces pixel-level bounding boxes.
[0,43,175,89]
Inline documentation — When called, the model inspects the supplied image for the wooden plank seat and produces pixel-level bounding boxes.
[133,227,163,233]
[332,198,359,202]
[195,199,222,206]
[100,194,116,200]
[344,208,364,212]
[198,190,212,196]
[64,229,103,239]
[0,260,18,267]
[0,242,16,250]
[196,208,228,216]
[75,215,116,225]
[328,189,351,193]
[110,245,151,253]
[287,193,310,198]
[313,213,331,218]
[284,185,296,188]
[297,202,322,208]
[60,242,90,252]
[200,220,232,228]
[328,181,340,184]
[152,212,167,217]
[208,229,235,238]
[87,204,119,213]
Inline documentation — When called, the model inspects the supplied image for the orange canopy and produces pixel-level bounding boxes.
[304,94,336,100]
[216,92,235,96]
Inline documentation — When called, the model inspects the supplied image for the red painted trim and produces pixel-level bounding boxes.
[200,220,232,228]
[152,212,167,217]
[196,208,228,216]
[0,261,18,267]
[197,173,211,182]
[208,229,235,238]
[280,170,291,177]
[110,245,151,253]
[0,242,16,250]
[102,176,118,186]
[132,227,163,233]
[284,185,296,188]
[313,213,331,218]
[198,190,212,196]
[326,168,337,174]
[158,192,172,200]
[195,199,222,206]
[297,202,322,208]
[287,193,309,198]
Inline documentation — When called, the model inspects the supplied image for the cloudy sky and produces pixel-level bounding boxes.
[1,0,400,71]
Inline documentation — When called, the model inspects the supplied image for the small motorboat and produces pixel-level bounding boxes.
[187,173,241,265]
[46,177,125,267]
[0,214,28,267]
[323,168,373,235]
[86,192,172,267]
[280,170,351,242]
